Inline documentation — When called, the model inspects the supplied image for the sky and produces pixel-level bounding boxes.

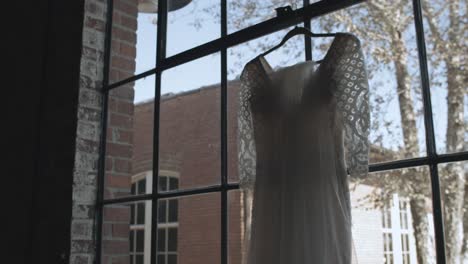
[125,0,464,156]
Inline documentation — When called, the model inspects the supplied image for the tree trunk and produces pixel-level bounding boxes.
[442,162,465,264]
[392,32,431,264]
[461,180,468,263]
[411,197,432,264]
[443,63,465,263]
[443,1,466,262]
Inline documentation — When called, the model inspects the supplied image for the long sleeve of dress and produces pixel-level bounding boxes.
[328,34,370,179]
[238,63,258,190]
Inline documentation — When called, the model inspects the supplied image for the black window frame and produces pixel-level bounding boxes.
[95,0,468,263]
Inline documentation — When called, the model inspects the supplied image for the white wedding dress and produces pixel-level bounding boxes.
[238,33,370,264]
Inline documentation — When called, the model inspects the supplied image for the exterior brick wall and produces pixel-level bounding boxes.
[131,84,243,264]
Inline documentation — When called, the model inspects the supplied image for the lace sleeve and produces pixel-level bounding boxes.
[238,64,257,190]
[330,34,370,178]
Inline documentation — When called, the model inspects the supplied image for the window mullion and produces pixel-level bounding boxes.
[411,0,446,263]
[220,1,228,264]
[152,0,168,264]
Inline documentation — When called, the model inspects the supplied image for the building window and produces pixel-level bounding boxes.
[157,175,179,264]
[130,178,147,264]
[382,195,416,264]
[382,200,394,264]
[399,199,411,264]
[383,232,394,264]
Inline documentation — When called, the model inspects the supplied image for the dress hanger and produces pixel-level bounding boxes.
[260,26,337,63]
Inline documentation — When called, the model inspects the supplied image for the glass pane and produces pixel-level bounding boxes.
[159,176,168,192]
[101,201,152,264]
[158,228,166,252]
[227,0,303,33]
[169,178,179,190]
[130,230,134,251]
[167,0,220,56]
[312,0,427,164]
[228,189,243,264]
[438,161,468,262]
[131,204,135,224]
[135,254,144,264]
[104,76,155,199]
[351,167,434,263]
[137,202,145,224]
[157,193,220,263]
[157,254,165,264]
[168,228,178,251]
[160,54,221,190]
[136,229,145,251]
[422,0,468,154]
[137,179,146,194]
[168,199,178,222]
[108,0,157,84]
[227,27,306,184]
[158,200,167,223]
[168,254,177,264]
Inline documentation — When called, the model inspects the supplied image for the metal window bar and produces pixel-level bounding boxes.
[93,0,468,263]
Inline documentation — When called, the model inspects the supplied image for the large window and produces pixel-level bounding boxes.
[96,1,467,264]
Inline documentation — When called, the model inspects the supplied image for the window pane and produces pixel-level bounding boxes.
[160,54,221,191]
[438,161,467,262]
[168,254,177,264]
[167,0,220,56]
[137,179,146,194]
[311,1,426,163]
[168,228,178,252]
[227,27,306,184]
[164,193,220,263]
[422,0,467,154]
[228,189,243,264]
[136,230,144,252]
[129,230,134,252]
[108,0,157,84]
[168,199,178,222]
[135,254,144,264]
[157,228,166,252]
[351,167,434,263]
[101,202,152,263]
[104,77,155,199]
[157,254,165,264]
[159,176,168,192]
[130,204,135,225]
[227,0,303,33]
[137,202,145,224]
[169,177,179,191]
[158,200,167,223]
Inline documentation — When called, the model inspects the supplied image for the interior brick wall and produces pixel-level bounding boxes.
[103,1,138,264]
[71,0,138,263]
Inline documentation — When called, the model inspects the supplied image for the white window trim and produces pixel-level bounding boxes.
[130,170,180,264]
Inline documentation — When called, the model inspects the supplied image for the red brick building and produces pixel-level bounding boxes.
[129,82,244,264]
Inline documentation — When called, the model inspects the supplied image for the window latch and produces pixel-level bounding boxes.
[275,5,294,18]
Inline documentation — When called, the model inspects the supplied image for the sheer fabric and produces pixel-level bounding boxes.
[238,33,369,264]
